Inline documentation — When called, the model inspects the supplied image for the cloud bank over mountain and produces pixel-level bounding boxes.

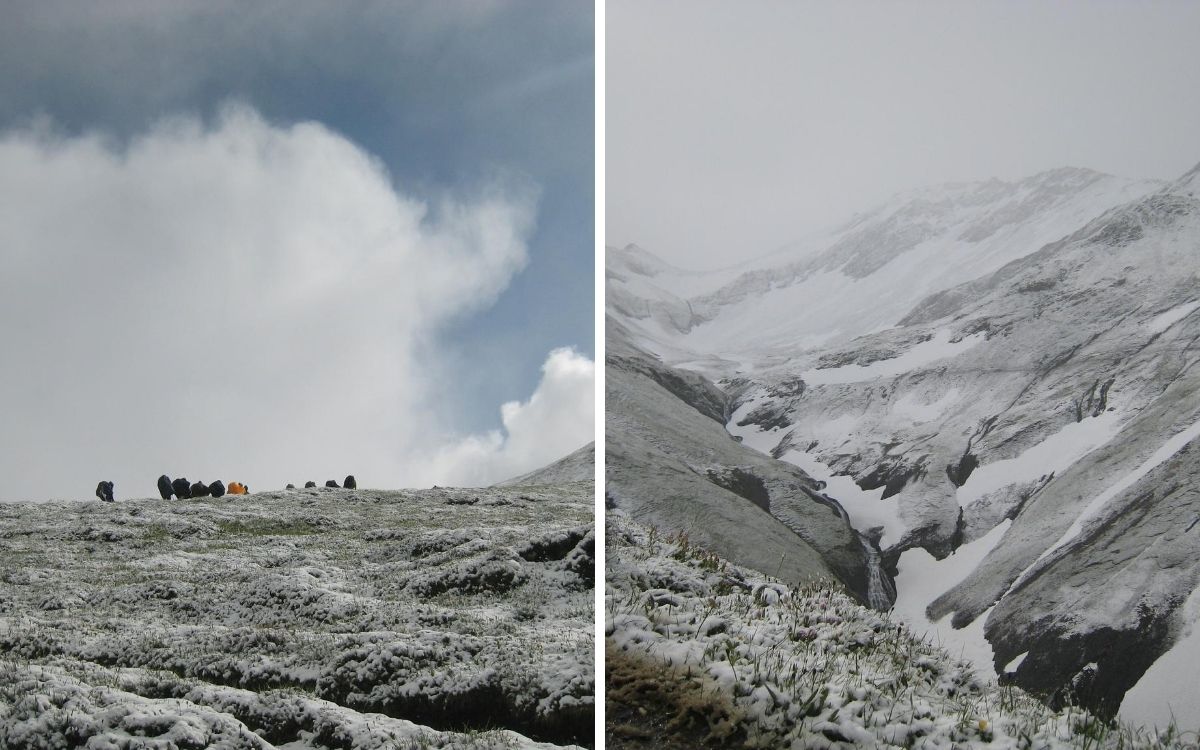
[0,104,588,499]
[428,347,595,487]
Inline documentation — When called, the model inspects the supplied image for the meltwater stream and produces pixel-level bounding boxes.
[859,534,896,611]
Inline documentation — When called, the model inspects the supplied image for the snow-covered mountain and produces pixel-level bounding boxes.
[610,168,1160,368]
[607,163,1200,728]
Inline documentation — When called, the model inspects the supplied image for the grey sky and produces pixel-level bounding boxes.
[607,0,1200,268]
[0,1,594,501]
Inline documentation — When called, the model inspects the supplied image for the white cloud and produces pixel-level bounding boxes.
[423,347,595,487]
[0,104,562,500]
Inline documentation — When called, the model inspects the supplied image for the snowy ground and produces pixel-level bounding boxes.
[606,512,1199,749]
[890,522,1012,683]
[0,482,594,749]
[800,331,986,386]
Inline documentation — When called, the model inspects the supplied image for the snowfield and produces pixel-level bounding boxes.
[0,482,594,749]
[606,512,1199,749]
[800,330,987,386]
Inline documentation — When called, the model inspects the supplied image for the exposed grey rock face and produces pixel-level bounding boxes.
[608,163,1200,722]
[606,316,880,607]
[985,441,1200,720]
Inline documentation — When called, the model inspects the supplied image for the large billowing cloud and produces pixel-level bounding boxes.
[0,105,586,501]
[424,347,595,487]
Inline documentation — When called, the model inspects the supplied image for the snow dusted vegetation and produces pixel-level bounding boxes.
[0,480,594,749]
[606,512,1199,749]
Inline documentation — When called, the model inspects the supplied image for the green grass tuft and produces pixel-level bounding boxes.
[215,518,319,537]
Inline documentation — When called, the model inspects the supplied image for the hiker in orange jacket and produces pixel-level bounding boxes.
[228,481,247,495]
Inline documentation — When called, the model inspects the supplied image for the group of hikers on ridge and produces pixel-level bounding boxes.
[93,474,357,503]
[286,476,357,490]
[157,474,246,500]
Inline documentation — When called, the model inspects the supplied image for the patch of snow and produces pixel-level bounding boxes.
[726,400,784,454]
[1028,413,1200,574]
[958,410,1123,506]
[725,404,906,547]
[1120,586,1200,734]
[1004,651,1029,674]
[893,388,961,424]
[801,330,986,385]
[890,520,1012,677]
[1146,301,1200,334]
[782,449,904,549]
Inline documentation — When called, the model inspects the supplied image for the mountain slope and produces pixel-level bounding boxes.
[609,168,1159,366]
[499,442,595,486]
[605,317,879,605]
[609,162,1200,726]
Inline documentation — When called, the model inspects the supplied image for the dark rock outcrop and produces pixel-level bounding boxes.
[94,481,114,503]
[856,458,928,500]
[704,467,771,512]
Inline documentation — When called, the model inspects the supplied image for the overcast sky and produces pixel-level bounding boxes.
[608,0,1200,269]
[0,1,594,501]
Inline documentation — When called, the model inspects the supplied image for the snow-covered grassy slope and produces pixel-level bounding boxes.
[0,483,594,749]
[605,318,873,604]
[606,512,1199,749]
[499,443,594,487]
